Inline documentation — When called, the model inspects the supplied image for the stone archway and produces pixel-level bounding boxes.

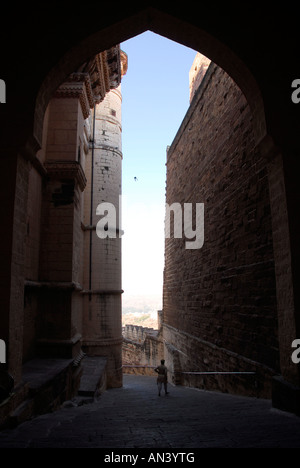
[1,5,299,417]
[33,8,267,152]
[32,7,299,408]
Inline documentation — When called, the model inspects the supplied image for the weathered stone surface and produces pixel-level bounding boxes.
[0,46,125,427]
[163,61,279,398]
[122,324,163,375]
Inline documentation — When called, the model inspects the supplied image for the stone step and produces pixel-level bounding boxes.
[78,356,107,397]
[8,397,35,427]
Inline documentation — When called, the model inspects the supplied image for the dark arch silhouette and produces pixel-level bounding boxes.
[33,7,266,151]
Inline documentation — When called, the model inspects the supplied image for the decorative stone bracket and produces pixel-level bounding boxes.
[54,46,124,119]
[45,160,87,192]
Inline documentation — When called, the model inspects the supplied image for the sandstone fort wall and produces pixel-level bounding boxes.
[163,59,279,397]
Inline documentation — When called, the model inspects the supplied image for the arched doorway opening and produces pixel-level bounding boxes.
[29,18,276,394]
[33,9,267,150]
[1,6,299,420]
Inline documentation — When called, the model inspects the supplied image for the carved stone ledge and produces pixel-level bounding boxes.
[54,46,123,120]
[81,289,124,295]
[45,160,87,191]
[83,337,123,347]
[54,78,91,119]
[25,280,83,291]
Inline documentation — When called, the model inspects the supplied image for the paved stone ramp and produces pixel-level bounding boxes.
[0,374,300,448]
[78,356,107,397]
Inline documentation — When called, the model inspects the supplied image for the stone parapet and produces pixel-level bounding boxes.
[122,323,163,375]
[163,323,275,398]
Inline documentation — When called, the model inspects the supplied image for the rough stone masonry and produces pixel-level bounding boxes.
[162,53,279,398]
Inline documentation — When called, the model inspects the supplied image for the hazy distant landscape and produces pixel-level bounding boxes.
[122,294,162,329]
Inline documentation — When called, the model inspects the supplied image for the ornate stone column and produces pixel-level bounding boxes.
[36,48,124,361]
[37,81,88,358]
[82,51,128,388]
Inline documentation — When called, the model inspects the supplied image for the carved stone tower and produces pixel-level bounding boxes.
[82,51,128,388]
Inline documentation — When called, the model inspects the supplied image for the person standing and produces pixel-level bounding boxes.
[155,359,169,396]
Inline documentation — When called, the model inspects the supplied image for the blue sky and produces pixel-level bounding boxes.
[120,31,197,301]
